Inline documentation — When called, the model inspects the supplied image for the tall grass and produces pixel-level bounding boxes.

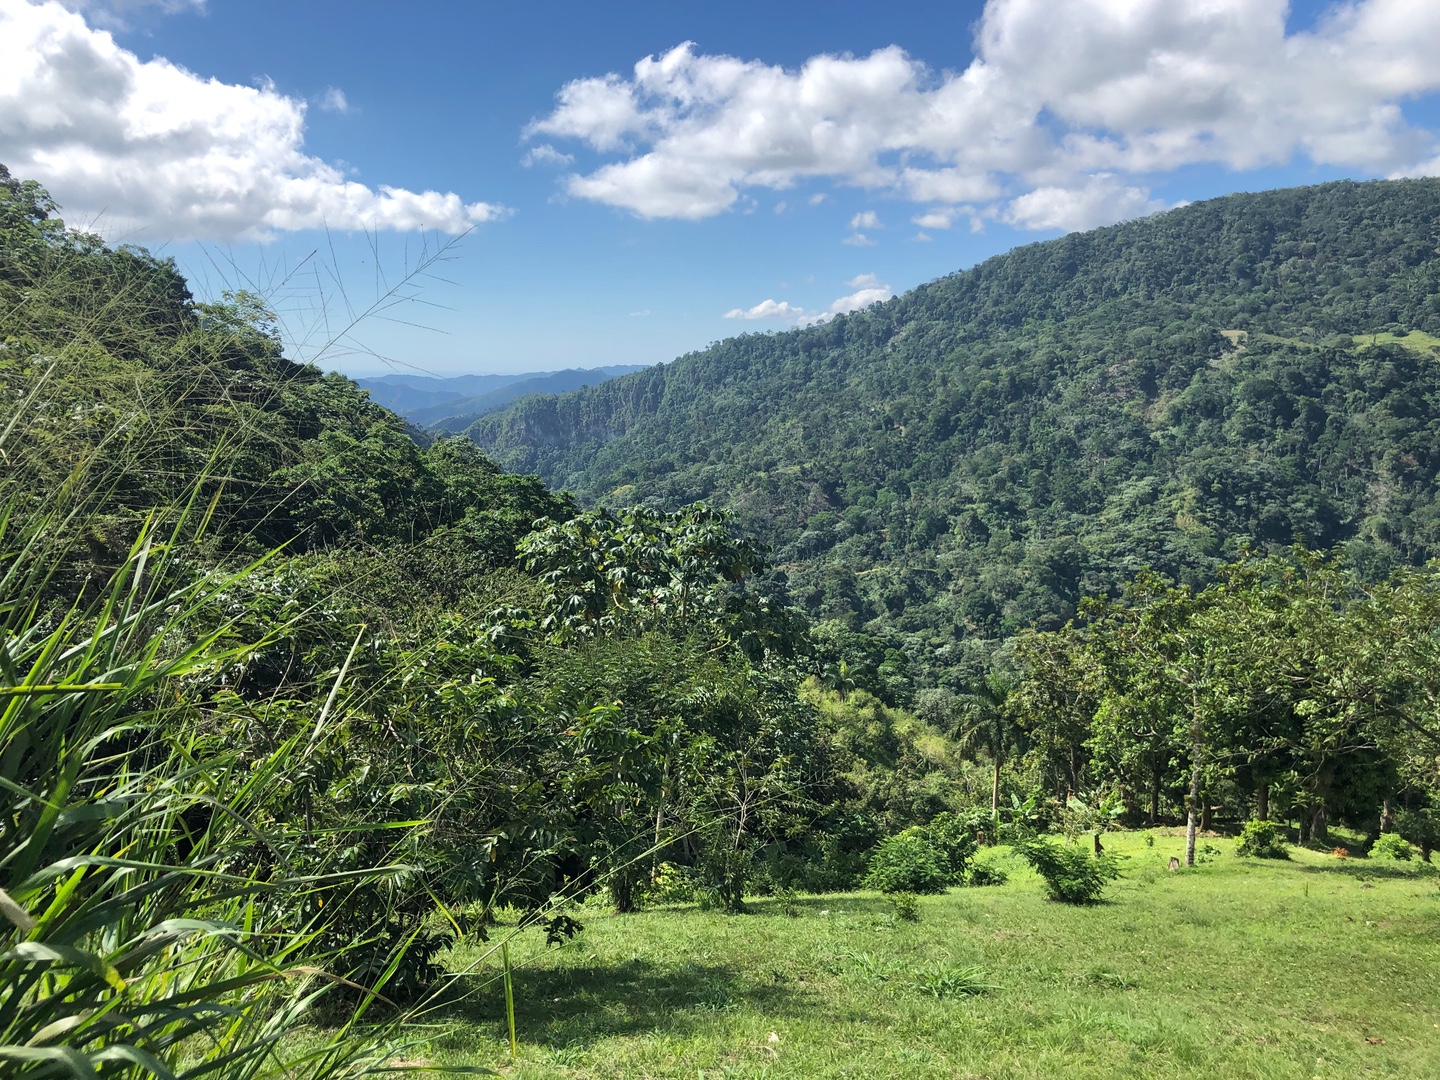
[0,490,443,1077]
[0,197,448,1077]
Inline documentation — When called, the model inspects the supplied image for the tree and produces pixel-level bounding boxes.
[1083,574,1246,866]
[953,671,1022,815]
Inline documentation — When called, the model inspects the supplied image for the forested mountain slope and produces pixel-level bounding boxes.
[468,178,1440,663]
[0,164,564,587]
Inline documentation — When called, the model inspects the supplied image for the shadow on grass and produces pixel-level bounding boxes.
[743,894,897,917]
[1295,860,1434,881]
[430,956,812,1051]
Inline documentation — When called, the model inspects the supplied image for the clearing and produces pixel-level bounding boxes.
[410,831,1439,1079]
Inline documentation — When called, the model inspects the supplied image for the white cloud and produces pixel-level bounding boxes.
[58,0,201,27]
[798,274,895,326]
[62,0,201,10]
[808,193,827,205]
[842,232,876,246]
[317,86,348,114]
[724,298,805,320]
[912,207,958,230]
[773,200,787,214]
[913,230,932,242]
[0,0,505,240]
[849,209,881,230]
[521,143,575,168]
[1003,174,1168,232]
[527,1,1440,231]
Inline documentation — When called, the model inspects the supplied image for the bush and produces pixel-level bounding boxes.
[965,862,1009,887]
[1370,832,1414,860]
[863,831,951,894]
[1396,809,1440,861]
[923,811,978,881]
[644,861,700,905]
[1236,819,1290,859]
[890,891,920,921]
[1012,836,1119,904]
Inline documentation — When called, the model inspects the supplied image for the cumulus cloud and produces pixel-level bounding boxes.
[526,0,1440,231]
[724,298,805,320]
[849,209,881,230]
[842,232,876,246]
[1003,174,1169,232]
[912,207,958,230]
[521,143,575,168]
[798,274,894,326]
[0,0,504,240]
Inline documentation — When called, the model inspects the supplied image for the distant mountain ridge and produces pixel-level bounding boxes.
[465,177,1440,660]
[357,366,648,423]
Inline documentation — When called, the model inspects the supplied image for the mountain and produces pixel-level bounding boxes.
[413,366,652,430]
[466,178,1440,671]
[356,365,647,422]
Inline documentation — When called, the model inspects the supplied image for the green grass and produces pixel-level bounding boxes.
[1352,329,1440,355]
[407,832,1439,1078]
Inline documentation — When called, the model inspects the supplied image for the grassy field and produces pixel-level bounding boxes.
[408,831,1439,1079]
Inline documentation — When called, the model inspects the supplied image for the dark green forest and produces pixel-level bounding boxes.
[4,164,1440,1078]
[468,178,1440,686]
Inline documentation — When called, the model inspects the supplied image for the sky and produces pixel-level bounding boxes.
[3,0,1440,377]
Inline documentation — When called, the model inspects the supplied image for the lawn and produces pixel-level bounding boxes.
[408,831,1440,1079]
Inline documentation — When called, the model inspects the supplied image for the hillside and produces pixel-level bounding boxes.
[467,178,1440,671]
[0,164,566,586]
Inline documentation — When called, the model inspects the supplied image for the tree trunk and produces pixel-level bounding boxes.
[1310,802,1328,844]
[991,756,1001,815]
[1256,783,1269,822]
[611,870,637,914]
[1298,811,1310,844]
[1380,797,1395,834]
[1185,754,1201,867]
[1149,761,1161,825]
[1185,694,1202,867]
[1200,803,1213,833]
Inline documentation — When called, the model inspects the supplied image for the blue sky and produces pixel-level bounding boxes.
[3,0,1439,376]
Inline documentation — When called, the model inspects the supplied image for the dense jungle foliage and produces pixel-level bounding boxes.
[4,163,1440,1079]
[467,177,1440,685]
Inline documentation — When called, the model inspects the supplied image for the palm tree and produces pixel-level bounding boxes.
[823,659,857,701]
[953,672,1022,815]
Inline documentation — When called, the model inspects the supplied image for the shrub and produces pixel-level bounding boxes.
[965,862,1009,887]
[1370,832,1414,860]
[863,831,950,894]
[890,891,920,921]
[1396,809,1440,861]
[1236,819,1290,859]
[1012,836,1120,903]
[644,861,700,905]
[923,811,978,881]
